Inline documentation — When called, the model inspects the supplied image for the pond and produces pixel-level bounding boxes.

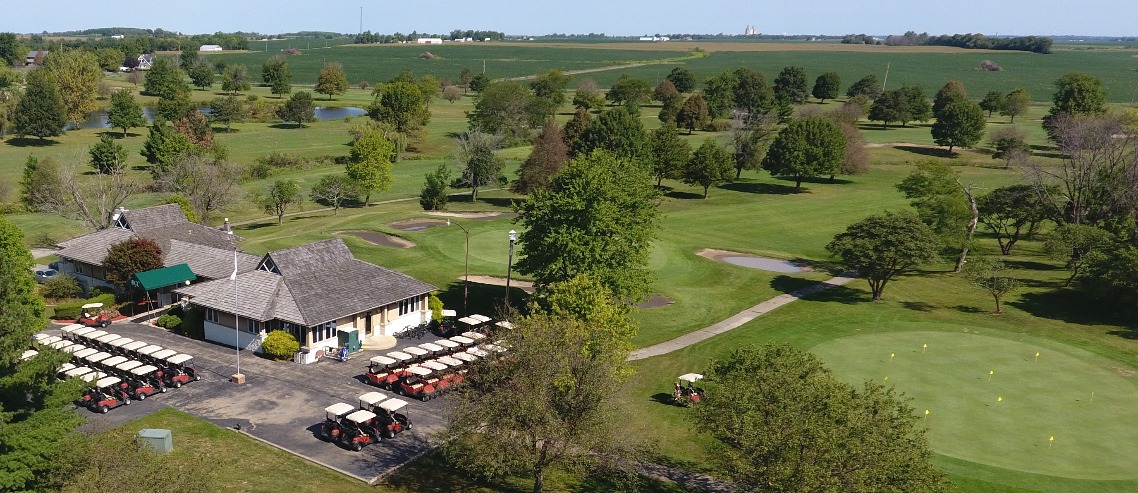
[720,256,806,273]
[70,106,367,130]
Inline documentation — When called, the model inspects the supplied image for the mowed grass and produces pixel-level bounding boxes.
[813,330,1138,480]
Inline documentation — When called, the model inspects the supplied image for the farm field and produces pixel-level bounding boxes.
[6,40,1138,492]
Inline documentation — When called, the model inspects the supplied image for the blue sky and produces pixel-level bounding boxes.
[8,0,1136,37]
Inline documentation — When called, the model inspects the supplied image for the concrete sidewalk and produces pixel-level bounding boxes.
[629,276,855,361]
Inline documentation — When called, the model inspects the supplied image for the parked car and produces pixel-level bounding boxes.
[34,268,58,283]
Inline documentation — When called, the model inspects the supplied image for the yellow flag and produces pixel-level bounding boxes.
[1049,436,1055,441]
[925,409,930,415]
[883,376,888,381]
[997,396,1003,402]
[1036,352,1040,357]
[923,344,928,349]
[890,353,895,358]
[990,370,995,375]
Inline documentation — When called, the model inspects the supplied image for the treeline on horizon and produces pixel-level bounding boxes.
[842,31,1054,54]
[354,29,507,44]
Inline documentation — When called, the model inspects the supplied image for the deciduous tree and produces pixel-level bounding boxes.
[173,109,214,149]
[812,72,841,103]
[693,345,948,492]
[979,91,1005,117]
[606,74,653,108]
[453,131,504,201]
[261,55,292,98]
[977,184,1049,255]
[208,94,246,132]
[1001,88,1031,122]
[42,50,104,126]
[653,79,680,106]
[676,93,710,134]
[732,68,774,117]
[442,85,462,104]
[931,97,986,152]
[571,106,649,163]
[257,179,302,225]
[963,257,1020,314]
[468,73,490,93]
[1044,223,1112,286]
[932,80,968,119]
[104,237,164,292]
[315,62,349,100]
[514,150,659,302]
[468,80,534,142]
[826,211,941,300]
[684,139,735,198]
[188,59,214,89]
[529,68,570,107]
[346,128,395,205]
[20,155,64,212]
[666,66,696,93]
[513,120,568,194]
[572,77,606,112]
[897,160,978,271]
[154,152,241,223]
[369,81,430,134]
[458,67,473,93]
[221,64,251,94]
[988,126,1031,167]
[846,74,882,99]
[773,66,808,105]
[442,275,640,493]
[107,90,146,137]
[702,71,736,119]
[762,116,846,189]
[310,174,359,214]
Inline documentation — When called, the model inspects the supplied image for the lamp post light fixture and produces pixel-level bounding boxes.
[447,220,471,315]
[505,230,517,308]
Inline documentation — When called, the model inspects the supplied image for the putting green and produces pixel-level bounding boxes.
[812,330,1138,480]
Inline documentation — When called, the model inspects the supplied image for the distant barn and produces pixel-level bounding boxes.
[198,44,223,52]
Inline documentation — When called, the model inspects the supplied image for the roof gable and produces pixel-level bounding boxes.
[121,204,188,232]
[267,239,355,276]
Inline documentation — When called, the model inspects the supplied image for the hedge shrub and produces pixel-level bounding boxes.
[181,306,205,340]
[41,275,81,300]
[261,330,299,361]
[52,293,116,320]
[155,314,182,331]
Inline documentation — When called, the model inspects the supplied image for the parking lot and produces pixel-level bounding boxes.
[54,322,452,483]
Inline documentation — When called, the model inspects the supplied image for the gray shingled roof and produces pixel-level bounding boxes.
[55,204,248,279]
[177,238,436,326]
[165,240,260,280]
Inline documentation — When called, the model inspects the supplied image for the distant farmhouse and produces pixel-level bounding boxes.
[137,53,154,70]
[639,36,670,42]
[25,50,48,66]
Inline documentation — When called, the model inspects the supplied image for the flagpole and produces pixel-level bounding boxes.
[231,247,243,384]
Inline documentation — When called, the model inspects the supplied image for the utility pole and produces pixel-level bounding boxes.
[359,6,363,36]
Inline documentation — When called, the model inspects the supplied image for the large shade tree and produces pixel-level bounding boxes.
[514,150,660,303]
[103,237,164,293]
[826,211,941,300]
[762,116,846,189]
[346,128,395,205]
[14,69,66,140]
[693,345,948,493]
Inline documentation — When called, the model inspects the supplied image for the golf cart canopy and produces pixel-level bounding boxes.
[84,352,113,364]
[33,333,51,343]
[484,344,507,353]
[345,410,377,424]
[387,351,414,361]
[167,354,193,365]
[325,402,355,417]
[495,321,513,330]
[359,391,387,407]
[462,331,486,340]
[60,324,85,335]
[117,361,144,372]
[102,356,128,367]
[131,365,159,376]
[136,345,163,356]
[418,342,443,352]
[438,356,464,367]
[66,366,93,377]
[108,337,134,349]
[449,336,474,345]
[421,361,447,371]
[20,349,38,360]
[435,339,459,349]
[378,399,408,412]
[404,346,428,357]
[406,366,432,376]
[470,314,492,323]
[96,376,121,388]
[369,355,397,365]
[81,303,104,310]
[49,340,71,349]
[151,349,177,360]
[96,334,122,345]
[452,352,478,363]
[457,316,480,326]
[73,348,98,359]
[83,330,108,341]
[441,309,457,318]
[466,347,489,358]
[59,363,77,373]
[678,373,704,383]
[41,335,63,345]
[78,372,105,383]
[62,344,85,353]
[71,327,96,338]
[122,341,148,352]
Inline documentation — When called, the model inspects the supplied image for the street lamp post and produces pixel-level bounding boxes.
[505,230,517,308]
[447,220,471,315]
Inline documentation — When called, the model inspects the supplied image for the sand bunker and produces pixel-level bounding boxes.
[462,275,536,294]
[343,231,414,248]
[423,211,518,221]
[697,248,808,273]
[388,219,447,231]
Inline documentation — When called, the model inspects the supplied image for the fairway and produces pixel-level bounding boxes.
[812,330,1138,480]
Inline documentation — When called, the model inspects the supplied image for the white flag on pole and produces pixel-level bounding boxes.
[230,249,238,281]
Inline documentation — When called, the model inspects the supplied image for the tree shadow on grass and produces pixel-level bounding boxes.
[770,275,820,295]
[1003,259,1061,271]
[1009,289,1137,331]
[267,123,304,129]
[894,145,954,159]
[664,190,706,200]
[650,392,676,405]
[952,305,986,314]
[719,181,800,195]
[902,301,936,312]
[773,175,854,186]
[4,137,60,147]
[803,284,865,304]
[437,280,530,319]
[384,450,527,493]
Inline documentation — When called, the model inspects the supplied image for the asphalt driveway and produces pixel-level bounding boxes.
[53,322,452,483]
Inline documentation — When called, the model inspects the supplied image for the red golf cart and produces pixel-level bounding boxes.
[673,373,704,406]
[89,376,131,413]
[358,396,412,439]
[339,410,380,451]
[78,303,113,328]
[163,353,200,387]
[320,402,355,442]
[399,366,440,401]
[124,362,166,399]
[365,355,403,390]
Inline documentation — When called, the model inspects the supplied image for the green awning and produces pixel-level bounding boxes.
[132,264,195,291]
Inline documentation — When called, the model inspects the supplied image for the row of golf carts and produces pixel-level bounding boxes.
[365,328,510,401]
[321,392,413,451]
[30,324,200,413]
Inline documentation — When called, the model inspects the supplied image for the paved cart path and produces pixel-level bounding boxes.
[629,275,855,361]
